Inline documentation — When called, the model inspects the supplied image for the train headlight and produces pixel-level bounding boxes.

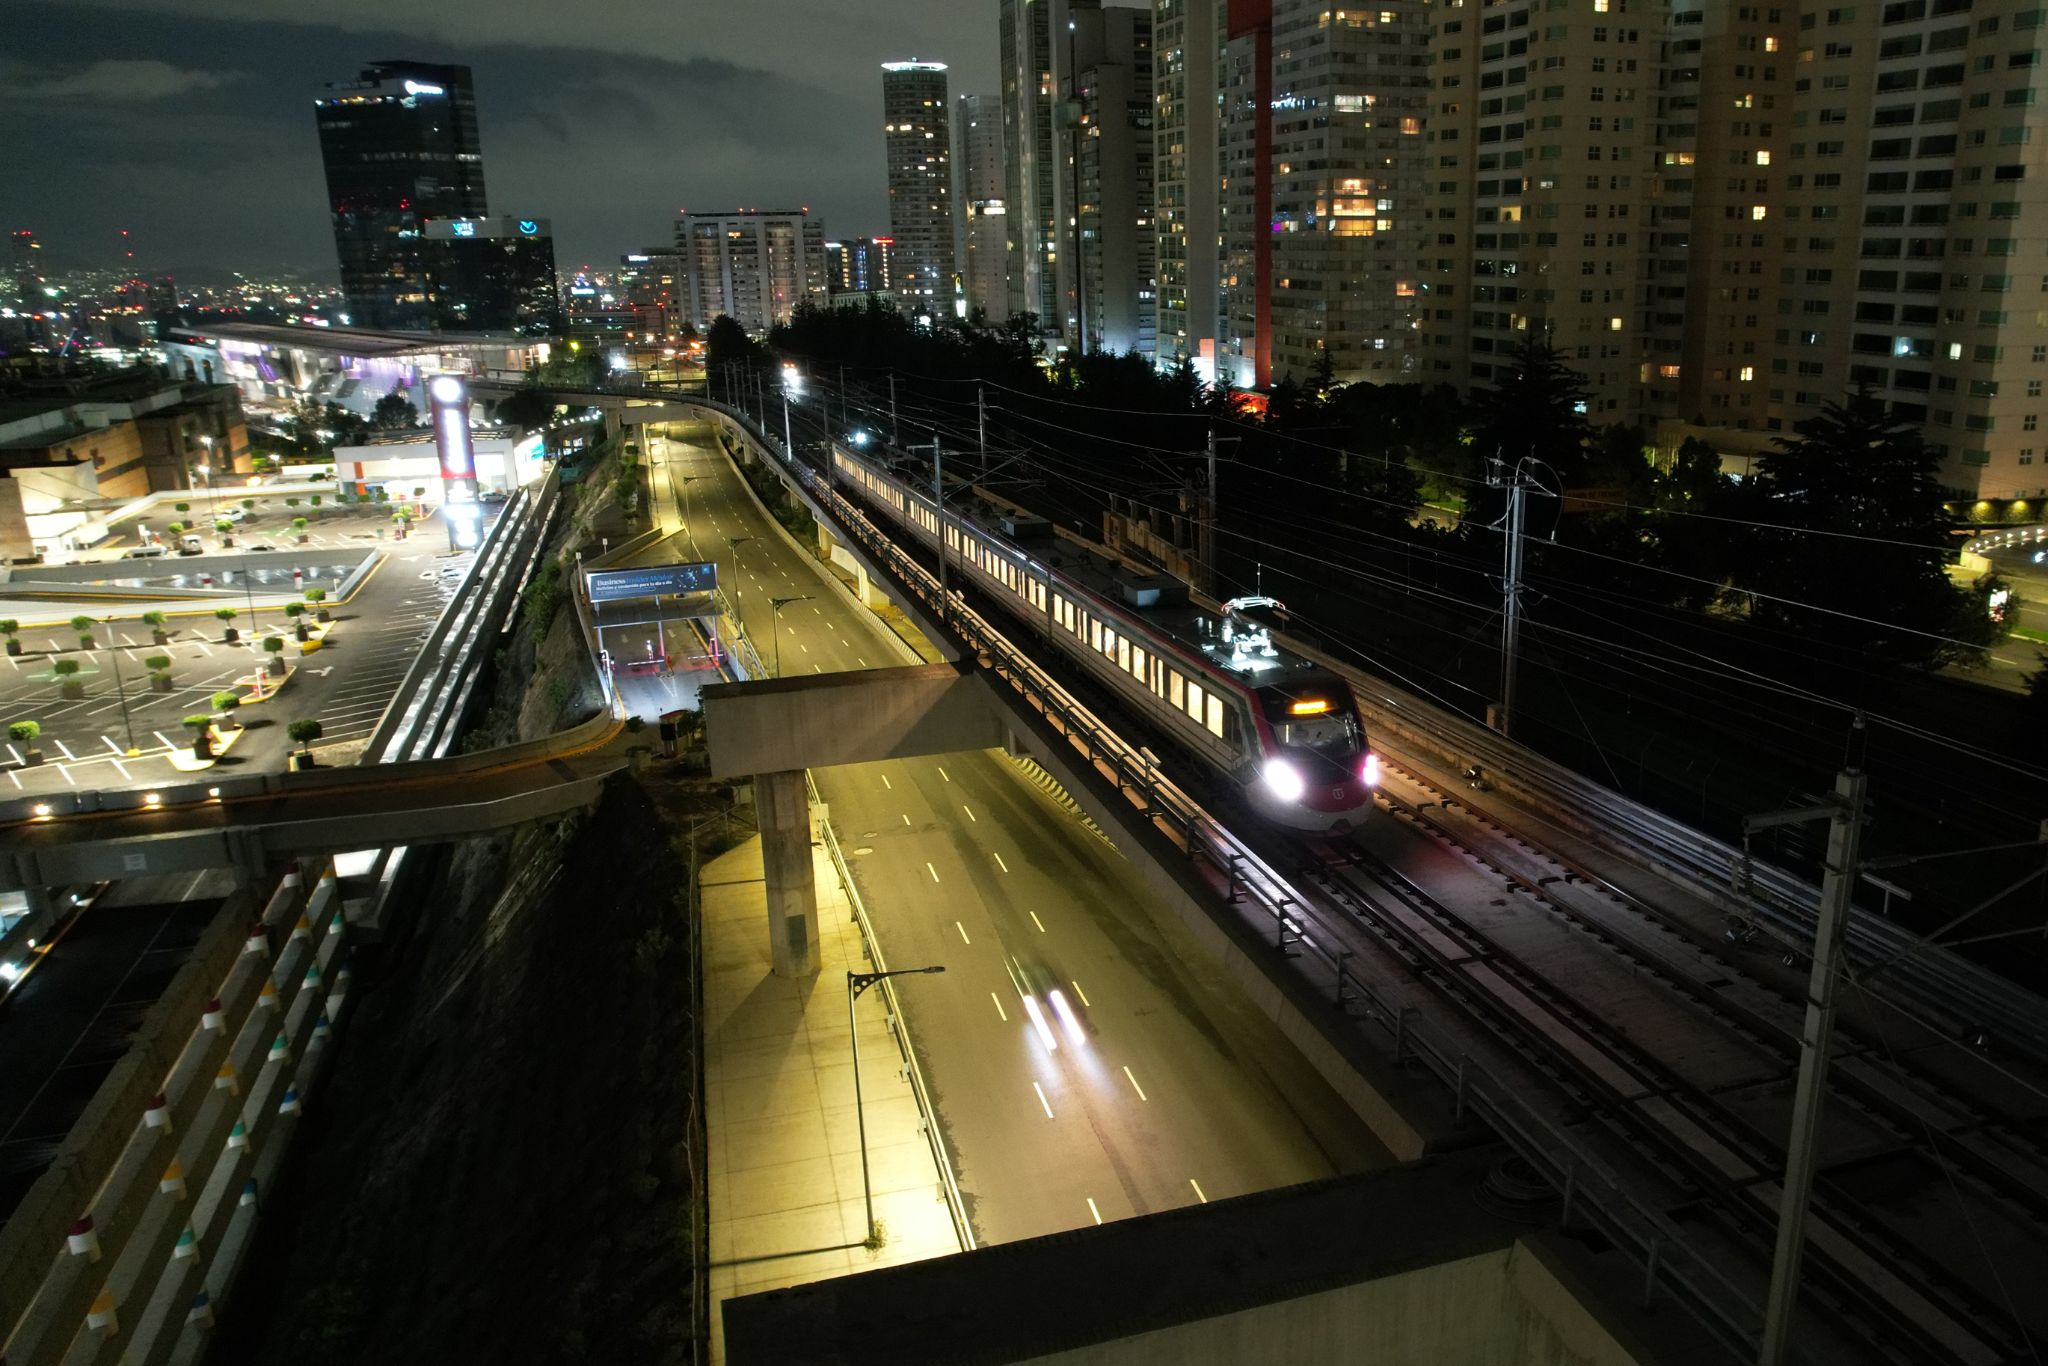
[1361,752,1382,787]
[1261,757,1306,803]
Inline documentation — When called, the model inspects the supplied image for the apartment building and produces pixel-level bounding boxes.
[1155,0,1221,374]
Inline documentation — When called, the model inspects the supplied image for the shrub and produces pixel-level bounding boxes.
[212,690,241,714]
[284,602,305,620]
[183,714,213,733]
[141,610,167,630]
[9,720,40,743]
[214,608,237,623]
[50,659,79,679]
[0,620,16,637]
[69,614,94,638]
[214,519,233,535]
[261,636,285,658]
[303,587,327,604]
[287,718,324,751]
[145,654,172,673]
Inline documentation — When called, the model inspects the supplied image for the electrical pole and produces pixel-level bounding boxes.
[1757,717,1869,1366]
[978,384,988,483]
[889,372,900,448]
[1495,457,1527,738]
[933,435,947,619]
[1203,425,1219,597]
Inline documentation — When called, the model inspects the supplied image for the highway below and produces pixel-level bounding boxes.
[0,871,232,1228]
[647,421,1388,1244]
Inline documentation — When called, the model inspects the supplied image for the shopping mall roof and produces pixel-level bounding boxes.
[169,322,536,360]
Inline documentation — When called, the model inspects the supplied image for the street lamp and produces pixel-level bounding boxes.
[780,364,803,465]
[197,434,218,527]
[769,595,813,677]
[847,965,946,1246]
[100,618,140,757]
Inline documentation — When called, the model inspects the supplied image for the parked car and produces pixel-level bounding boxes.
[178,533,205,554]
[223,507,249,523]
[478,488,509,505]
[122,544,168,559]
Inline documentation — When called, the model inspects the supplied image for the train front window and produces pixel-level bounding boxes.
[1281,713,1358,754]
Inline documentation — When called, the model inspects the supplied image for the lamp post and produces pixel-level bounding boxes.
[780,364,802,464]
[100,618,140,756]
[769,595,813,677]
[847,965,946,1245]
[197,434,219,528]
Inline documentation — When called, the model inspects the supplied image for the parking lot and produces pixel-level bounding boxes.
[0,506,490,794]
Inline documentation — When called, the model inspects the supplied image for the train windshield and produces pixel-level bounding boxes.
[1281,710,1359,755]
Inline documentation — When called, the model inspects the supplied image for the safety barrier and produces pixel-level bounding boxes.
[0,862,353,1366]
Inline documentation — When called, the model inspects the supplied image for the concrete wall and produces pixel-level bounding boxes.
[1018,1241,1644,1366]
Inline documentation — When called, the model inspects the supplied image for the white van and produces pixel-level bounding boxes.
[122,544,168,559]
[178,533,205,555]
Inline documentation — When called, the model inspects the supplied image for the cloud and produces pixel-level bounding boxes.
[3,5,888,275]
[15,58,237,101]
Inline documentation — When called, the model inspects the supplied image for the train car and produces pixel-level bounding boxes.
[832,443,1377,830]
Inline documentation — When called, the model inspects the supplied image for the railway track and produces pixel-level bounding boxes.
[716,399,2048,1364]
[1264,764,2043,1365]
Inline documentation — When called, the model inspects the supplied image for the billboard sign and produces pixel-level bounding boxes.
[585,561,718,603]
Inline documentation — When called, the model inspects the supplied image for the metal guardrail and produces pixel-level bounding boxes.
[808,771,976,1254]
[1326,662,2048,1064]
[684,402,1795,1359]
[366,475,561,764]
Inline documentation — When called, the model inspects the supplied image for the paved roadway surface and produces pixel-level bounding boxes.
[0,507,492,796]
[0,871,232,1228]
[648,422,1388,1244]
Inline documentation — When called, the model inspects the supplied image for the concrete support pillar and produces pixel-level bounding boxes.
[817,524,834,559]
[757,769,818,978]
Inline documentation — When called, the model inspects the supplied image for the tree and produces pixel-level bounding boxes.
[492,387,555,433]
[51,658,82,698]
[287,718,323,753]
[183,714,215,758]
[0,619,19,657]
[212,691,242,727]
[215,607,239,642]
[69,615,95,650]
[371,389,418,430]
[141,610,169,645]
[1469,332,1594,485]
[145,654,173,690]
[10,719,43,762]
[706,314,768,385]
[1742,389,1995,668]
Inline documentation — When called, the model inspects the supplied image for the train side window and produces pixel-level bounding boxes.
[1206,695,1225,738]
[1117,638,1132,671]
[1169,672,1185,709]
[1222,706,1241,747]
[1130,644,1146,682]
[1186,681,1206,723]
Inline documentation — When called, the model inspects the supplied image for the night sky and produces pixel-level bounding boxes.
[5,0,1005,279]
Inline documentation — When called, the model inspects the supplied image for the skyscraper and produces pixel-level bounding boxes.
[824,237,898,298]
[881,61,957,318]
[1153,0,1220,376]
[1219,0,1274,391]
[314,61,489,330]
[1266,1,1427,384]
[1063,5,1155,357]
[421,217,562,335]
[674,210,828,334]
[11,229,42,310]
[999,0,1064,328]
[956,93,1009,323]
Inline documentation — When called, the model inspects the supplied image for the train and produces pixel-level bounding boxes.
[830,442,1377,830]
